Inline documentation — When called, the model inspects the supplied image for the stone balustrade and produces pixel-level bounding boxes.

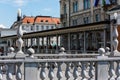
[0,47,119,80]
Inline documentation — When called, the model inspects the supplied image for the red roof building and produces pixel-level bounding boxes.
[11,16,61,32]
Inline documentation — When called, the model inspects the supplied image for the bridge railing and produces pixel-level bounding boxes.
[0,47,119,80]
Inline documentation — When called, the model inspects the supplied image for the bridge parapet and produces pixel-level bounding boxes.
[0,47,119,80]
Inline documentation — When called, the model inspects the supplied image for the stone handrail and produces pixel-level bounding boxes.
[0,56,119,80]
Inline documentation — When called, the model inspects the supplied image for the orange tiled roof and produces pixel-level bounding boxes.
[22,16,35,24]
[22,16,60,25]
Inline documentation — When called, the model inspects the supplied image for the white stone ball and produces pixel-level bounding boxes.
[60,47,65,52]
[9,47,15,52]
[98,48,105,54]
[27,48,35,55]
[106,47,110,51]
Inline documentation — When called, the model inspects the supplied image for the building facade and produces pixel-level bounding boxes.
[9,10,61,53]
[60,0,119,52]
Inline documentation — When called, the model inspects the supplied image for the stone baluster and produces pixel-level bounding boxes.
[65,63,71,80]
[7,64,14,80]
[73,62,79,80]
[109,61,116,80]
[112,13,119,54]
[88,62,95,80]
[40,63,47,80]
[16,63,22,80]
[116,61,120,80]
[0,65,3,80]
[16,24,24,54]
[81,62,89,80]
[57,62,63,80]
[48,63,54,80]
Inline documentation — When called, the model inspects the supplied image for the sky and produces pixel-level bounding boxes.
[0,0,60,28]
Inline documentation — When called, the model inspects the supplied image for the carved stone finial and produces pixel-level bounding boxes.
[27,48,35,58]
[106,47,110,52]
[105,47,110,55]
[98,48,105,56]
[9,47,15,53]
[60,47,65,52]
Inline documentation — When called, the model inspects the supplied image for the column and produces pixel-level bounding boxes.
[68,33,71,53]
[37,37,40,53]
[27,39,29,47]
[84,32,86,53]
[30,38,33,47]
[103,29,106,48]
[46,36,48,53]
[56,35,59,54]
[23,39,26,52]
[90,0,94,23]
[42,37,44,53]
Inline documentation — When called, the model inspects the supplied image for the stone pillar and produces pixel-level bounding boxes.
[96,48,109,80]
[68,33,71,53]
[25,48,38,80]
[37,37,40,53]
[24,62,38,80]
[83,32,86,53]
[103,29,106,48]
[90,0,94,23]
[46,37,48,53]
[42,37,44,53]
[56,35,59,54]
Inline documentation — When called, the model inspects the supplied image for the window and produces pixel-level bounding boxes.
[64,4,67,14]
[31,26,34,31]
[46,26,49,30]
[110,0,117,4]
[72,19,78,26]
[83,17,89,24]
[73,1,78,13]
[41,26,44,30]
[51,26,54,29]
[36,25,39,31]
[45,20,48,22]
[95,14,100,22]
[41,20,43,22]
[63,22,66,27]
[84,0,90,10]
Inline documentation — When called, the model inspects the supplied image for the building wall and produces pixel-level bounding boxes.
[60,0,120,52]
[60,0,119,27]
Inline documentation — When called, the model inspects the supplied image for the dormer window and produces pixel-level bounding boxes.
[45,20,48,22]
[57,21,60,24]
[27,20,30,23]
[41,20,43,22]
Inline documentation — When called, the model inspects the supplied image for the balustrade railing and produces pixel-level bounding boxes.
[0,54,120,80]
